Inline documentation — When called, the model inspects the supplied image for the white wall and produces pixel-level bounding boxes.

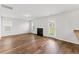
[56,10,79,44]
[1,17,30,36]
[12,18,30,35]
[0,16,1,37]
[31,10,79,44]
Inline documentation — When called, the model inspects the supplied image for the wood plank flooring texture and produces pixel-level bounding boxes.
[0,33,79,54]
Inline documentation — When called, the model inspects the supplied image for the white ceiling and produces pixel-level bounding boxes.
[1,4,79,19]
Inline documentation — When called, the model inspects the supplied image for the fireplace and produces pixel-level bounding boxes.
[37,28,43,36]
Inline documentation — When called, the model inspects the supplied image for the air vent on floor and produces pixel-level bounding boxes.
[1,4,13,10]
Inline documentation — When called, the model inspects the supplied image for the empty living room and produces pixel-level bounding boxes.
[0,4,79,54]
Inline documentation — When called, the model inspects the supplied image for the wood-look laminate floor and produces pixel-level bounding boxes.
[0,33,79,54]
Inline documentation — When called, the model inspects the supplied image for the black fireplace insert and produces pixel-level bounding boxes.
[37,28,43,36]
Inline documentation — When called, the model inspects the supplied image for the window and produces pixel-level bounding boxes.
[48,21,56,36]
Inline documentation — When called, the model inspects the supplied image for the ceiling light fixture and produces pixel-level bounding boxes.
[24,14,31,18]
[24,14,32,20]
